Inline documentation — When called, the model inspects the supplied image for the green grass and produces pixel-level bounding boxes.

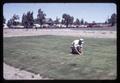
[3,35,116,79]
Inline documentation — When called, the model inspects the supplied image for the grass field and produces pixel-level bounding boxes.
[3,35,116,79]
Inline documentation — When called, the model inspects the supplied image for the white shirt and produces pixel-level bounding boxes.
[72,40,84,47]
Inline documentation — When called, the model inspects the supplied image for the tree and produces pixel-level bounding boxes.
[27,11,34,28]
[74,18,80,25]
[69,16,74,25]
[11,14,20,26]
[7,19,14,28]
[110,13,117,26]
[84,21,88,25]
[61,19,65,24]
[54,17,60,25]
[22,11,34,28]
[108,13,117,26]
[47,18,53,26]
[22,13,26,27]
[80,19,84,25]
[7,14,19,28]
[92,21,96,24]
[37,9,46,27]
[62,13,74,28]
[34,18,38,24]
[108,18,112,24]
[13,14,19,21]
[105,21,107,24]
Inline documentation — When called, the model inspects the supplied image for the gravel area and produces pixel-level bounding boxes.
[3,28,116,80]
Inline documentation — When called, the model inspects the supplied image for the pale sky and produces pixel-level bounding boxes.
[3,3,116,23]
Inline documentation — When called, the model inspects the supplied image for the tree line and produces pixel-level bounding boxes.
[3,8,117,28]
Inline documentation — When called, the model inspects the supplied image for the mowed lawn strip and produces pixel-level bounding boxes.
[4,35,116,79]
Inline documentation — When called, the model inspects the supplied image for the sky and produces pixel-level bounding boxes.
[3,3,116,23]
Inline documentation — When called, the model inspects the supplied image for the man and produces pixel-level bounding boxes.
[71,38,84,55]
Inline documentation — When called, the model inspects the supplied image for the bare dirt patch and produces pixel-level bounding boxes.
[3,63,49,80]
[3,29,116,38]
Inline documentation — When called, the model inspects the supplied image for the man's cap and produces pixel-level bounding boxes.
[79,38,84,41]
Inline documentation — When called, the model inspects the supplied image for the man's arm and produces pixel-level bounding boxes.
[80,44,84,55]
[75,46,81,55]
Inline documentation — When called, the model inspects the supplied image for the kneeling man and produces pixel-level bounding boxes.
[71,38,84,55]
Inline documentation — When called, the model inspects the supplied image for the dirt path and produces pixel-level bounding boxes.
[3,63,49,80]
[3,28,116,80]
